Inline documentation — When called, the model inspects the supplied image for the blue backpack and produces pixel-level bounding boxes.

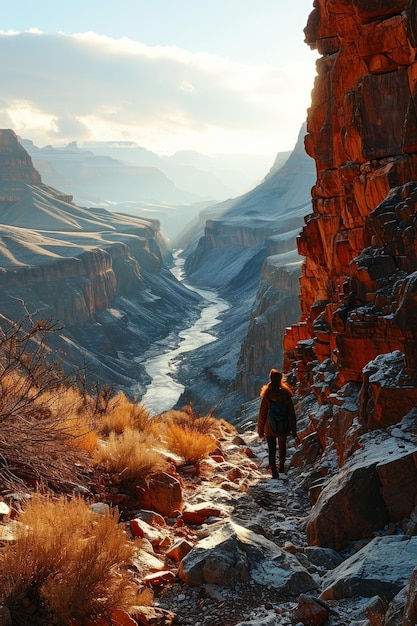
[268,401,289,435]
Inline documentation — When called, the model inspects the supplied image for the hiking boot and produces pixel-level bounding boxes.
[271,466,279,479]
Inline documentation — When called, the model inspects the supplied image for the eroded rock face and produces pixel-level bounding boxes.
[305,430,417,550]
[0,130,202,394]
[285,2,417,461]
[0,129,42,185]
[320,535,417,602]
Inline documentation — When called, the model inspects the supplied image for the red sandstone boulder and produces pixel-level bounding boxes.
[139,473,183,518]
[295,594,330,626]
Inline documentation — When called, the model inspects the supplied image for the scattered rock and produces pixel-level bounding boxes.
[166,539,193,561]
[295,593,330,626]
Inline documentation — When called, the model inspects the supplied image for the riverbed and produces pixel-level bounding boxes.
[138,252,229,415]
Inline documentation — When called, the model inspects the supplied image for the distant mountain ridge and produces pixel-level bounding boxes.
[21,138,289,242]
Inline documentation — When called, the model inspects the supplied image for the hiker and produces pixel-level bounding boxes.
[257,368,298,478]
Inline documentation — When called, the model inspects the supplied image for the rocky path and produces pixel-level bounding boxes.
[152,431,336,626]
[138,422,417,626]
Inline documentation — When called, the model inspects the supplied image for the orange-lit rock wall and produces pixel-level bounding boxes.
[284,0,417,440]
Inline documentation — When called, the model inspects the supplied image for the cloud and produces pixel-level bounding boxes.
[0,30,316,154]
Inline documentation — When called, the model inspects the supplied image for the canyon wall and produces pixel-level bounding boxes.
[0,130,201,394]
[179,128,315,418]
[284,0,417,454]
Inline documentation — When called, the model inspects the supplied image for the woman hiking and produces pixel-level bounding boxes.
[257,368,298,478]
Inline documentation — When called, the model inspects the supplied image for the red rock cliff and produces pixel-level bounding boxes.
[284,1,417,451]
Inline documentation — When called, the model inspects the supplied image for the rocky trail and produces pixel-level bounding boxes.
[143,430,370,626]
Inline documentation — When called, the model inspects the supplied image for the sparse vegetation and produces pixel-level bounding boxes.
[98,389,150,435]
[93,428,169,479]
[0,494,137,623]
[0,312,231,622]
[164,422,218,465]
[0,312,103,493]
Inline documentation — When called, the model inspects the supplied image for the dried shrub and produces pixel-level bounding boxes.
[0,494,138,623]
[164,423,217,465]
[0,312,103,493]
[162,406,223,437]
[33,385,99,454]
[93,428,169,480]
[98,390,150,436]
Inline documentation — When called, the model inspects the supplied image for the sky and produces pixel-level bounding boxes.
[0,1,317,158]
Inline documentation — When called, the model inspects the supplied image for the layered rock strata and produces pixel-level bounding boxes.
[0,130,201,393]
[283,1,417,546]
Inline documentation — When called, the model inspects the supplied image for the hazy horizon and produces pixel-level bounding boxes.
[0,1,317,160]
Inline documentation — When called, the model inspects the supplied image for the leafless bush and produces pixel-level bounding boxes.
[0,309,103,494]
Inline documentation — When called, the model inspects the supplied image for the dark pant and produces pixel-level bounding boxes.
[266,435,287,471]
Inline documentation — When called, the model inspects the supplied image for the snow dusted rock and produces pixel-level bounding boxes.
[359,352,417,431]
[320,535,417,602]
[233,616,279,626]
[178,520,318,593]
[304,546,346,571]
[306,431,417,549]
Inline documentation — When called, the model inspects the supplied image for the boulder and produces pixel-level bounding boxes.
[306,432,417,549]
[178,521,318,593]
[320,535,417,602]
[295,594,330,626]
[304,546,346,571]
[140,473,183,517]
[130,606,176,626]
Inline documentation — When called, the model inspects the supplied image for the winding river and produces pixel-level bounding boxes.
[138,251,229,415]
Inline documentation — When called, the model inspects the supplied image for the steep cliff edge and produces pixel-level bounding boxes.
[283,1,417,551]
[0,129,201,393]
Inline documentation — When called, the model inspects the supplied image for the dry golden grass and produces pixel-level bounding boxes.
[60,416,99,454]
[98,390,150,435]
[0,494,138,623]
[164,423,217,465]
[161,406,223,436]
[93,428,169,480]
